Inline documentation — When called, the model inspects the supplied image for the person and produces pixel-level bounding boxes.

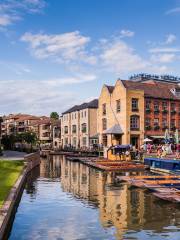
[125,149,130,161]
[161,145,167,158]
[143,143,147,152]
[157,144,162,158]
[147,143,151,154]
[176,143,180,159]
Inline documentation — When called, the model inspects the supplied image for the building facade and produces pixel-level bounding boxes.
[98,77,180,148]
[61,99,98,149]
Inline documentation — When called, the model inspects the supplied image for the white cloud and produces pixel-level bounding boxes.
[120,29,134,38]
[21,31,97,64]
[100,39,148,74]
[150,53,176,63]
[166,7,180,15]
[165,34,176,44]
[0,0,46,26]
[0,73,96,115]
[149,47,180,53]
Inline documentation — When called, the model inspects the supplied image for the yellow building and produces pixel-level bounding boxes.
[98,79,144,148]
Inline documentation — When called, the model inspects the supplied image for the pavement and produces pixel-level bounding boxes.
[0,150,27,160]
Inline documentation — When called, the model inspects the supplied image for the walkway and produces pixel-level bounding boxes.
[0,151,27,160]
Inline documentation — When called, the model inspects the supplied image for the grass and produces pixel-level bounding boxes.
[0,160,24,208]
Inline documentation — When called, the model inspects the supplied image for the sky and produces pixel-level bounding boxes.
[1,0,180,116]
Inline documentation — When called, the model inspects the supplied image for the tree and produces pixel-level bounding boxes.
[50,112,59,120]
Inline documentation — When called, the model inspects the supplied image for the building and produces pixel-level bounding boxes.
[2,114,41,136]
[52,119,61,149]
[61,99,98,149]
[98,76,180,148]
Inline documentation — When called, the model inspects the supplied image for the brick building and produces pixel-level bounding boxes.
[98,76,180,148]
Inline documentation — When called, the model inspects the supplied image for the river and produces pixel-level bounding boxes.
[8,155,180,240]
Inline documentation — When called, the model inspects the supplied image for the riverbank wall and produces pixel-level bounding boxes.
[0,151,40,239]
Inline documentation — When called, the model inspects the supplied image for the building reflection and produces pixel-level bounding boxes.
[40,155,61,178]
[59,156,180,240]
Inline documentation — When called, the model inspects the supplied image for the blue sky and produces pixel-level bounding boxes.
[1,0,180,115]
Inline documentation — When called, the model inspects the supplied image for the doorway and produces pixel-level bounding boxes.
[130,135,139,148]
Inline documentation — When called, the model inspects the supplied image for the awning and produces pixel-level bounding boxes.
[103,124,124,135]
[151,136,164,139]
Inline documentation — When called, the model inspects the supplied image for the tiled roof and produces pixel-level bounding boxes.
[16,116,40,121]
[121,80,180,100]
[62,99,98,114]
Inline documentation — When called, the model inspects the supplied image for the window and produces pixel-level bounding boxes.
[65,138,68,145]
[116,99,121,113]
[72,113,73,120]
[82,137,87,146]
[154,118,159,127]
[81,123,87,133]
[84,111,86,117]
[145,100,151,110]
[75,113,76,119]
[162,102,168,111]
[81,112,83,118]
[102,118,107,131]
[73,137,76,146]
[171,102,176,112]
[72,125,76,133]
[145,118,151,127]
[170,119,176,129]
[154,101,159,112]
[102,103,106,115]
[130,115,139,130]
[162,118,168,128]
[132,98,138,111]
[64,126,68,134]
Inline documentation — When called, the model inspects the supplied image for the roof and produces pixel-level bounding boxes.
[121,80,180,100]
[105,85,114,93]
[31,118,51,125]
[16,116,40,122]
[62,99,98,114]
[103,124,124,134]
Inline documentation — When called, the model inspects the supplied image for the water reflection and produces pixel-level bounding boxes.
[9,155,180,240]
[59,156,180,239]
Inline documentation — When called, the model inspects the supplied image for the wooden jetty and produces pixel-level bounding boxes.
[66,157,147,171]
[117,174,180,202]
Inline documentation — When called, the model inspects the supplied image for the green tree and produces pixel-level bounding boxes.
[50,112,59,120]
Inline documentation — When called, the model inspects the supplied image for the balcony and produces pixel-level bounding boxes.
[145,109,151,114]
[170,126,176,131]
[162,109,168,114]
[154,109,159,114]
[171,110,176,115]
[145,126,151,131]
[154,125,160,131]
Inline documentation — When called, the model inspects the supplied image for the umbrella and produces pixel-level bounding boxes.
[175,129,179,144]
[143,138,152,142]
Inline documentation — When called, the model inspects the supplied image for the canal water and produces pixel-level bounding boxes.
[8,156,180,240]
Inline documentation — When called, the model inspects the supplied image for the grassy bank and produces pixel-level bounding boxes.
[0,161,24,208]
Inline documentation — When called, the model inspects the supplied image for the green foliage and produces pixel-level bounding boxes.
[0,160,24,207]
[2,131,37,150]
[50,112,59,120]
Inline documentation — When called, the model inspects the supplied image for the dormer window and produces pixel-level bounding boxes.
[171,87,180,98]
